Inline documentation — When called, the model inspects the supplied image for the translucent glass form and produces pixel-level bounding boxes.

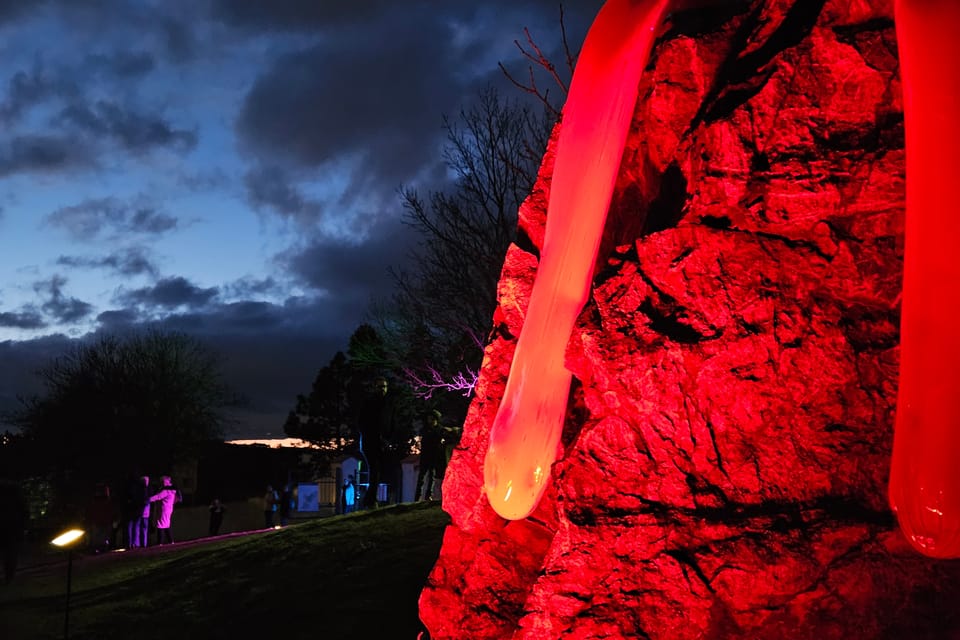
[889,0,960,558]
[483,0,670,520]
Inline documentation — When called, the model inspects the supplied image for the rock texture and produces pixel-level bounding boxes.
[420,1,960,638]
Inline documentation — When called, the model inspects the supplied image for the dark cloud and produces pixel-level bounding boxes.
[43,1,203,65]
[243,165,324,224]
[158,15,199,63]
[85,296,362,436]
[0,134,91,177]
[0,50,141,126]
[0,333,72,429]
[56,247,159,277]
[44,297,93,324]
[281,215,417,311]
[46,198,177,241]
[0,309,45,329]
[159,300,300,335]
[221,276,282,299]
[211,0,598,40]
[158,296,366,422]
[104,293,355,345]
[85,50,156,78]
[179,168,230,192]
[235,13,465,199]
[128,208,177,234]
[117,276,219,311]
[231,1,602,226]
[46,198,122,239]
[33,275,94,323]
[56,100,197,154]
[0,49,188,178]
[210,0,396,31]
[95,308,139,331]
[0,63,52,124]
[0,0,42,24]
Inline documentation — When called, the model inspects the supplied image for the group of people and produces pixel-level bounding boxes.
[356,374,461,508]
[262,482,294,528]
[93,475,301,549]
[87,477,233,550]
[120,474,182,549]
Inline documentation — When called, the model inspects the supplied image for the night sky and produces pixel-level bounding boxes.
[0,1,604,438]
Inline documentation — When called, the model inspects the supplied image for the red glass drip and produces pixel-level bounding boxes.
[483,0,670,520]
[889,0,960,558]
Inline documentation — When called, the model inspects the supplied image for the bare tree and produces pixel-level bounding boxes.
[376,87,552,416]
[374,6,580,416]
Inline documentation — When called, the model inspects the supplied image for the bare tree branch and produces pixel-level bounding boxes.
[497,3,580,117]
[402,365,479,400]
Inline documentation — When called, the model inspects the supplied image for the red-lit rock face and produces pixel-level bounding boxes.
[420,0,960,638]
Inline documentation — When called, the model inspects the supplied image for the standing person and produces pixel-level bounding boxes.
[148,476,180,545]
[208,498,226,536]
[358,376,396,509]
[263,485,279,527]
[85,482,114,553]
[0,480,28,584]
[128,475,150,549]
[279,481,294,526]
[122,474,139,548]
[416,410,444,501]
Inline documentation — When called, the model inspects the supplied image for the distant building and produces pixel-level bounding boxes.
[194,438,422,511]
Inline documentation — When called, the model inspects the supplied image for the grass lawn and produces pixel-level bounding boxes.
[0,502,450,640]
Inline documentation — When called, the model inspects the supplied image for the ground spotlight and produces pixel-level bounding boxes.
[50,528,85,640]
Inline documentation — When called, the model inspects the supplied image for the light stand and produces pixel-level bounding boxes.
[50,529,85,640]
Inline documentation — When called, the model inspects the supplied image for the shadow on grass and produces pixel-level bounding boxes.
[0,502,450,640]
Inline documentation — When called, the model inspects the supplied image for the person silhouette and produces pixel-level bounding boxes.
[0,480,27,583]
[208,498,226,536]
[263,485,279,527]
[359,376,396,508]
[416,410,445,501]
[128,475,150,549]
[148,476,180,545]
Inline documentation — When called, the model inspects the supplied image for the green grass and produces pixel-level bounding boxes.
[0,502,450,639]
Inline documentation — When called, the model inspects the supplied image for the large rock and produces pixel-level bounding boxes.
[420,1,960,637]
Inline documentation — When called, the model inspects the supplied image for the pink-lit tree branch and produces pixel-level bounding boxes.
[403,366,479,400]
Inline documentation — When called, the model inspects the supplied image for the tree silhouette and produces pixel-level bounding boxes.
[284,325,418,470]
[283,351,351,450]
[11,330,228,510]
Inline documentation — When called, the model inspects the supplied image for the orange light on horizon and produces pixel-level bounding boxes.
[483,0,671,520]
[225,437,323,449]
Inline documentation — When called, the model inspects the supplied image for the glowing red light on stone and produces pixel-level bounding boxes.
[483,0,670,520]
[889,0,960,558]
